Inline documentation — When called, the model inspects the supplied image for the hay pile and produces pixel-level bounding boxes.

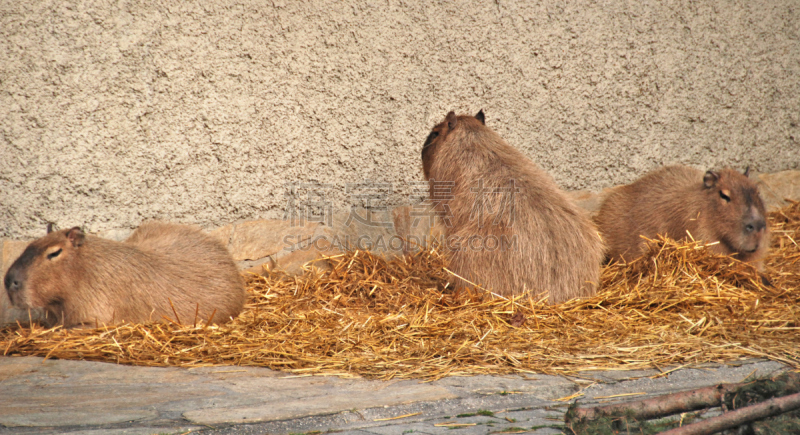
[2,202,799,380]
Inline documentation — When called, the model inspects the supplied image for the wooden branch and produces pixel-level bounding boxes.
[659,391,800,435]
[570,383,744,421]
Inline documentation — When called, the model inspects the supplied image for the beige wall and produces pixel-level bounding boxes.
[1,0,798,238]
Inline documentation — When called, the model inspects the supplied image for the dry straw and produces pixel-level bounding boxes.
[2,202,798,380]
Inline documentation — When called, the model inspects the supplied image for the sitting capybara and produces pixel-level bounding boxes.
[4,222,246,327]
[422,110,605,304]
[594,165,769,268]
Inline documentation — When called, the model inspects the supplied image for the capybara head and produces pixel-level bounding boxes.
[4,227,86,311]
[421,110,485,179]
[701,167,768,257]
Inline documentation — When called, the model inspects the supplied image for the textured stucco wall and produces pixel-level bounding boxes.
[1,0,798,238]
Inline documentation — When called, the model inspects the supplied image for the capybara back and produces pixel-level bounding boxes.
[422,111,605,303]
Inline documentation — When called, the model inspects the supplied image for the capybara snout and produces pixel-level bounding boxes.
[3,222,246,328]
[4,227,84,310]
[4,268,22,305]
[739,205,767,253]
[4,261,22,298]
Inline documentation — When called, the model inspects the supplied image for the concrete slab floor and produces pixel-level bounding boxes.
[0,356,788,435]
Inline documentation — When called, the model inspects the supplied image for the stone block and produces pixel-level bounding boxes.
[329,208,400,252]
[2,240,29,274]
[565,189,608,217]
[208,224,234,247]
[240,206,442,275]
[392,204,440,253]
[229,220,313,261]
[209,220,319,263]
[245,232,343,276]
[249,247,329,276]
[758,170,800,211]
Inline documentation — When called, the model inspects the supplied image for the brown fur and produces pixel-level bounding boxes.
[594,165,769,268]
[421,111,605,304]
[4,221,246,327]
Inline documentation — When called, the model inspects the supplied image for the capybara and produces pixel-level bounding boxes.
[594,165,769,268]
[4,222,246,328]
[422,110,605,304]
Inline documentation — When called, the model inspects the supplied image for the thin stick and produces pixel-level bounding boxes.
[660,391,800,435]
[168,298,182,325]
[373,412,422,421]
[204,309,217,329]
[570,382,747,421]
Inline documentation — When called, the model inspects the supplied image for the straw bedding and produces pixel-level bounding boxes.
[2,202,798,380]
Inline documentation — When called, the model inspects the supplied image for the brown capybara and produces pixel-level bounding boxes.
[422,110,605,304]
[594,165,770,269]
[4,221,246,328]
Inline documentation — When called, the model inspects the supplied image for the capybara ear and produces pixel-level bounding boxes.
[46,223,54,234]
[703,170,720,188]
[475,110,485,125]
[66,227,85,247]
[743,166,751,177]
[446,111,457,130]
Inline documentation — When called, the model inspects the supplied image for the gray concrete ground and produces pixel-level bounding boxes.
[0,356,787,435]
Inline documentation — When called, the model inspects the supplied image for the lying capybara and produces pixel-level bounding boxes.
[4,222,246,327]
[422,110,605,304]
[594,165,769,268]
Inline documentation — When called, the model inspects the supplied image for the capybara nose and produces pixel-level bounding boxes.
[744,205,767,234]
[4,272,20,293]
[744,218,766,234]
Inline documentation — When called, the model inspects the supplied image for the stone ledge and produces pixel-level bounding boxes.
[757,170,800,212]
[2,170,797,326]
[0,207,440,326]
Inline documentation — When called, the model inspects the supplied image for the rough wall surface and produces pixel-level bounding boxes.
[1,0,798,238]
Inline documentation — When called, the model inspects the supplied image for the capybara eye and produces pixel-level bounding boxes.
[47,248,62,260]
[719,191,731,202]
[430,131,439,139]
